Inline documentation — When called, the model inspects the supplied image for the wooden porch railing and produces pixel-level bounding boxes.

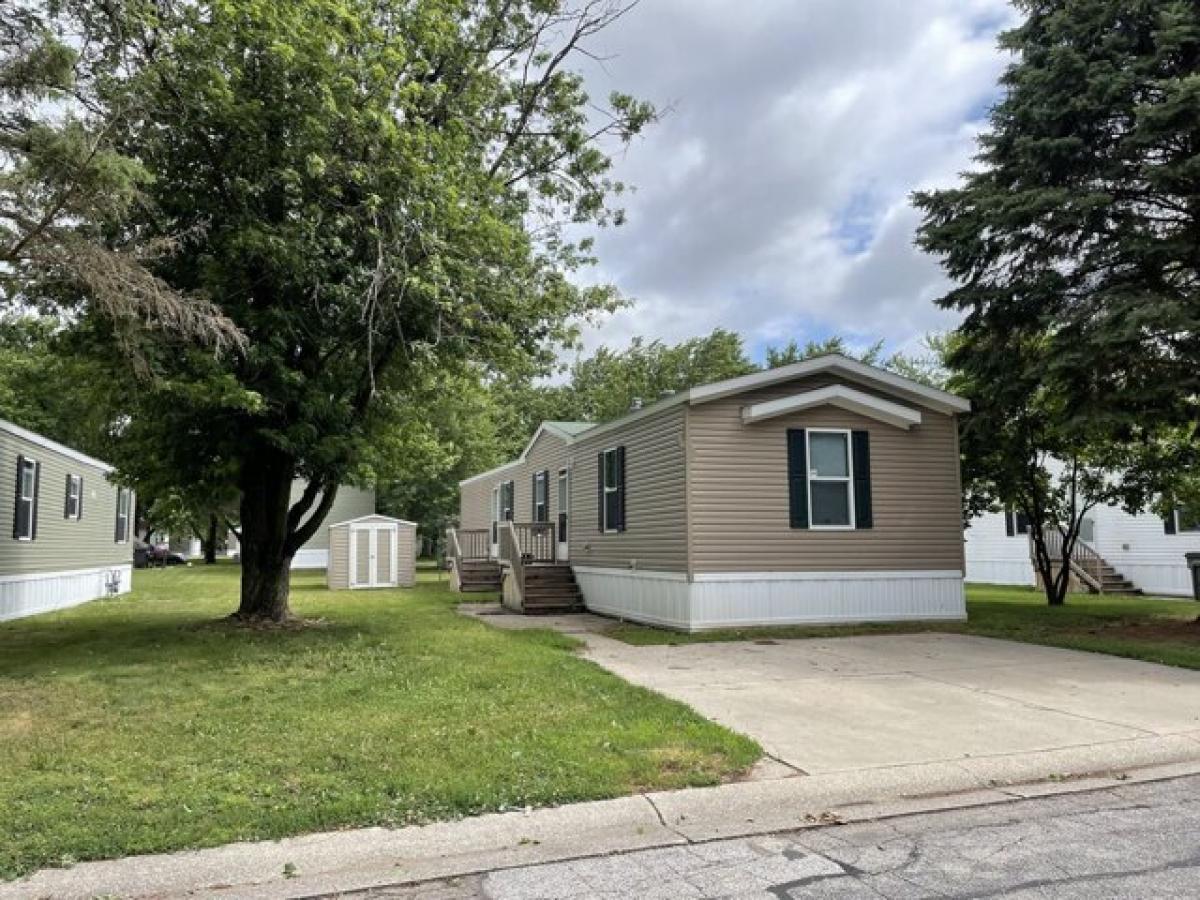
[512,522,556,563]
[499,521,525,599]
[1035,528,1104,593]
[456,528,491,560]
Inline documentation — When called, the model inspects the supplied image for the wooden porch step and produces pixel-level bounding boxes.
[455,559,501,593]
[519,564,584,613]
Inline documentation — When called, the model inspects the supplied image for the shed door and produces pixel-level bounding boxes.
[376,526,395,585]
[350,524,399,589]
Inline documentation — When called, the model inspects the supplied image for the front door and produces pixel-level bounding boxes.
[557,468,569,561]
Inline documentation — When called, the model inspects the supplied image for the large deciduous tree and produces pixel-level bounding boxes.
[915,0,1200,603]
[72,0,653,622]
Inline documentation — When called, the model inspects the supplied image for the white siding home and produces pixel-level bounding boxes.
[966,503,1200,597]
[1,419,135,621]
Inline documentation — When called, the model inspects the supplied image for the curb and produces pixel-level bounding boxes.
[7,753,1200,900]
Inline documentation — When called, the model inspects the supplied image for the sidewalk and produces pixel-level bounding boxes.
[6,752,1200,900]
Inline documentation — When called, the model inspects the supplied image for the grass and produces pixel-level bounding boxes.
[609,583,1200,670]
[0,564,759,880]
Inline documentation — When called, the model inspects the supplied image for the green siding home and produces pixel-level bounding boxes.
[1,419,135,621]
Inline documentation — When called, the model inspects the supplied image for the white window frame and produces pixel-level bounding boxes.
[557,468,569,517]
[15,457,37,541]
[115,488,131,544]
[807,429,855,531]
[1176,507,1200,534]
[533,470,548,523]
[602,447,621,534]
[66,474,83,521]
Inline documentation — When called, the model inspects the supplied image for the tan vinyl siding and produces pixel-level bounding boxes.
[458,464,517,531]
[0,428,133,576]
[456,430,570,535]
[327,523,351,589]
[687,375,963,573]
[294,482,375,551]
[570,405,688,573]
[396,523,416,587]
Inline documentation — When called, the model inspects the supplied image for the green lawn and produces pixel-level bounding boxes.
[0,565,759,880]
[609,584,1200,670]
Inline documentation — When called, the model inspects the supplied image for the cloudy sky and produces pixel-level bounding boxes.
[568,0,1019,363]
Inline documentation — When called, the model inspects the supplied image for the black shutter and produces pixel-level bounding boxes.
[1165,512,1177,535]
[78,476,83,520]
[12,454,23,539]
[30,461,40,540]
[787,430,808,529]
[597,452,605,530]
[851,430,872,529]
[115,489,123,542]
[531,472,537,521]
[65,474,72,518]
[615,446,626,532]
[542,470,550,523]
[1005,510,1015,537]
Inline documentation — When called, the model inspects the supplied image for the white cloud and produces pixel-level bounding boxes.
[567,0,1018,361]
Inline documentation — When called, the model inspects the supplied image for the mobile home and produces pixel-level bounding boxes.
[1,419,134,621]
[451,354,971,631]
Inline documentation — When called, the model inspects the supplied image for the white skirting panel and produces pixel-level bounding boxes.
[571,566,692,630]
[689,570,966,631]
[0,564,133,623]
[574,567,967,632]
[1118,563,1193,598]
[965,559,1036,586]
[291,549,329,570]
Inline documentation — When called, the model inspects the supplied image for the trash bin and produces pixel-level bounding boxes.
[1187,553,1200,602]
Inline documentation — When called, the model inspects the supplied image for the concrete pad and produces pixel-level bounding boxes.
[578,633,1200,775]
[917,657,1200,735]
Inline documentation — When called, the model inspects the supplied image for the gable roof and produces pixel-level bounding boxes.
[458,420,596,487]
[0,418,116,474]
[459,354,969,486]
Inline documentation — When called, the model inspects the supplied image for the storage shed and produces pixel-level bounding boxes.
[326,515,417,590]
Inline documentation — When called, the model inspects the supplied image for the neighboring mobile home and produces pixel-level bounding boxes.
[965,503,1200,597]
[0,419,135,621]
[451,354,971,631]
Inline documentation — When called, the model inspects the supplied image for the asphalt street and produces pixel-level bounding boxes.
[338,774,1200,899]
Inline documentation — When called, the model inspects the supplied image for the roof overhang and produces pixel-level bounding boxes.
[741,384,924,430]
[0,418,116,473]
[692,354,970,415]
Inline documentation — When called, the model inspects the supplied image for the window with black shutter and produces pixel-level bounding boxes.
[65,474,83,520]
[789,429,872,530]
[13,456,38,540]
[600,447,625,532]
[532,470,548,523]
[1005,508,1030,536]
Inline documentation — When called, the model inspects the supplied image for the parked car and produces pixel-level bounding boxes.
[134,541,186,568]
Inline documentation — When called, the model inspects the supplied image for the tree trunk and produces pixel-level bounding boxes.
[234,446,297,622]
[203,513,219,565]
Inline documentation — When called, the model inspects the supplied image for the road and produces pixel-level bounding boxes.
[338,775,1200,899]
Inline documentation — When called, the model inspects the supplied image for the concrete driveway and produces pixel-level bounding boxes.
[582,632,1200,776]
